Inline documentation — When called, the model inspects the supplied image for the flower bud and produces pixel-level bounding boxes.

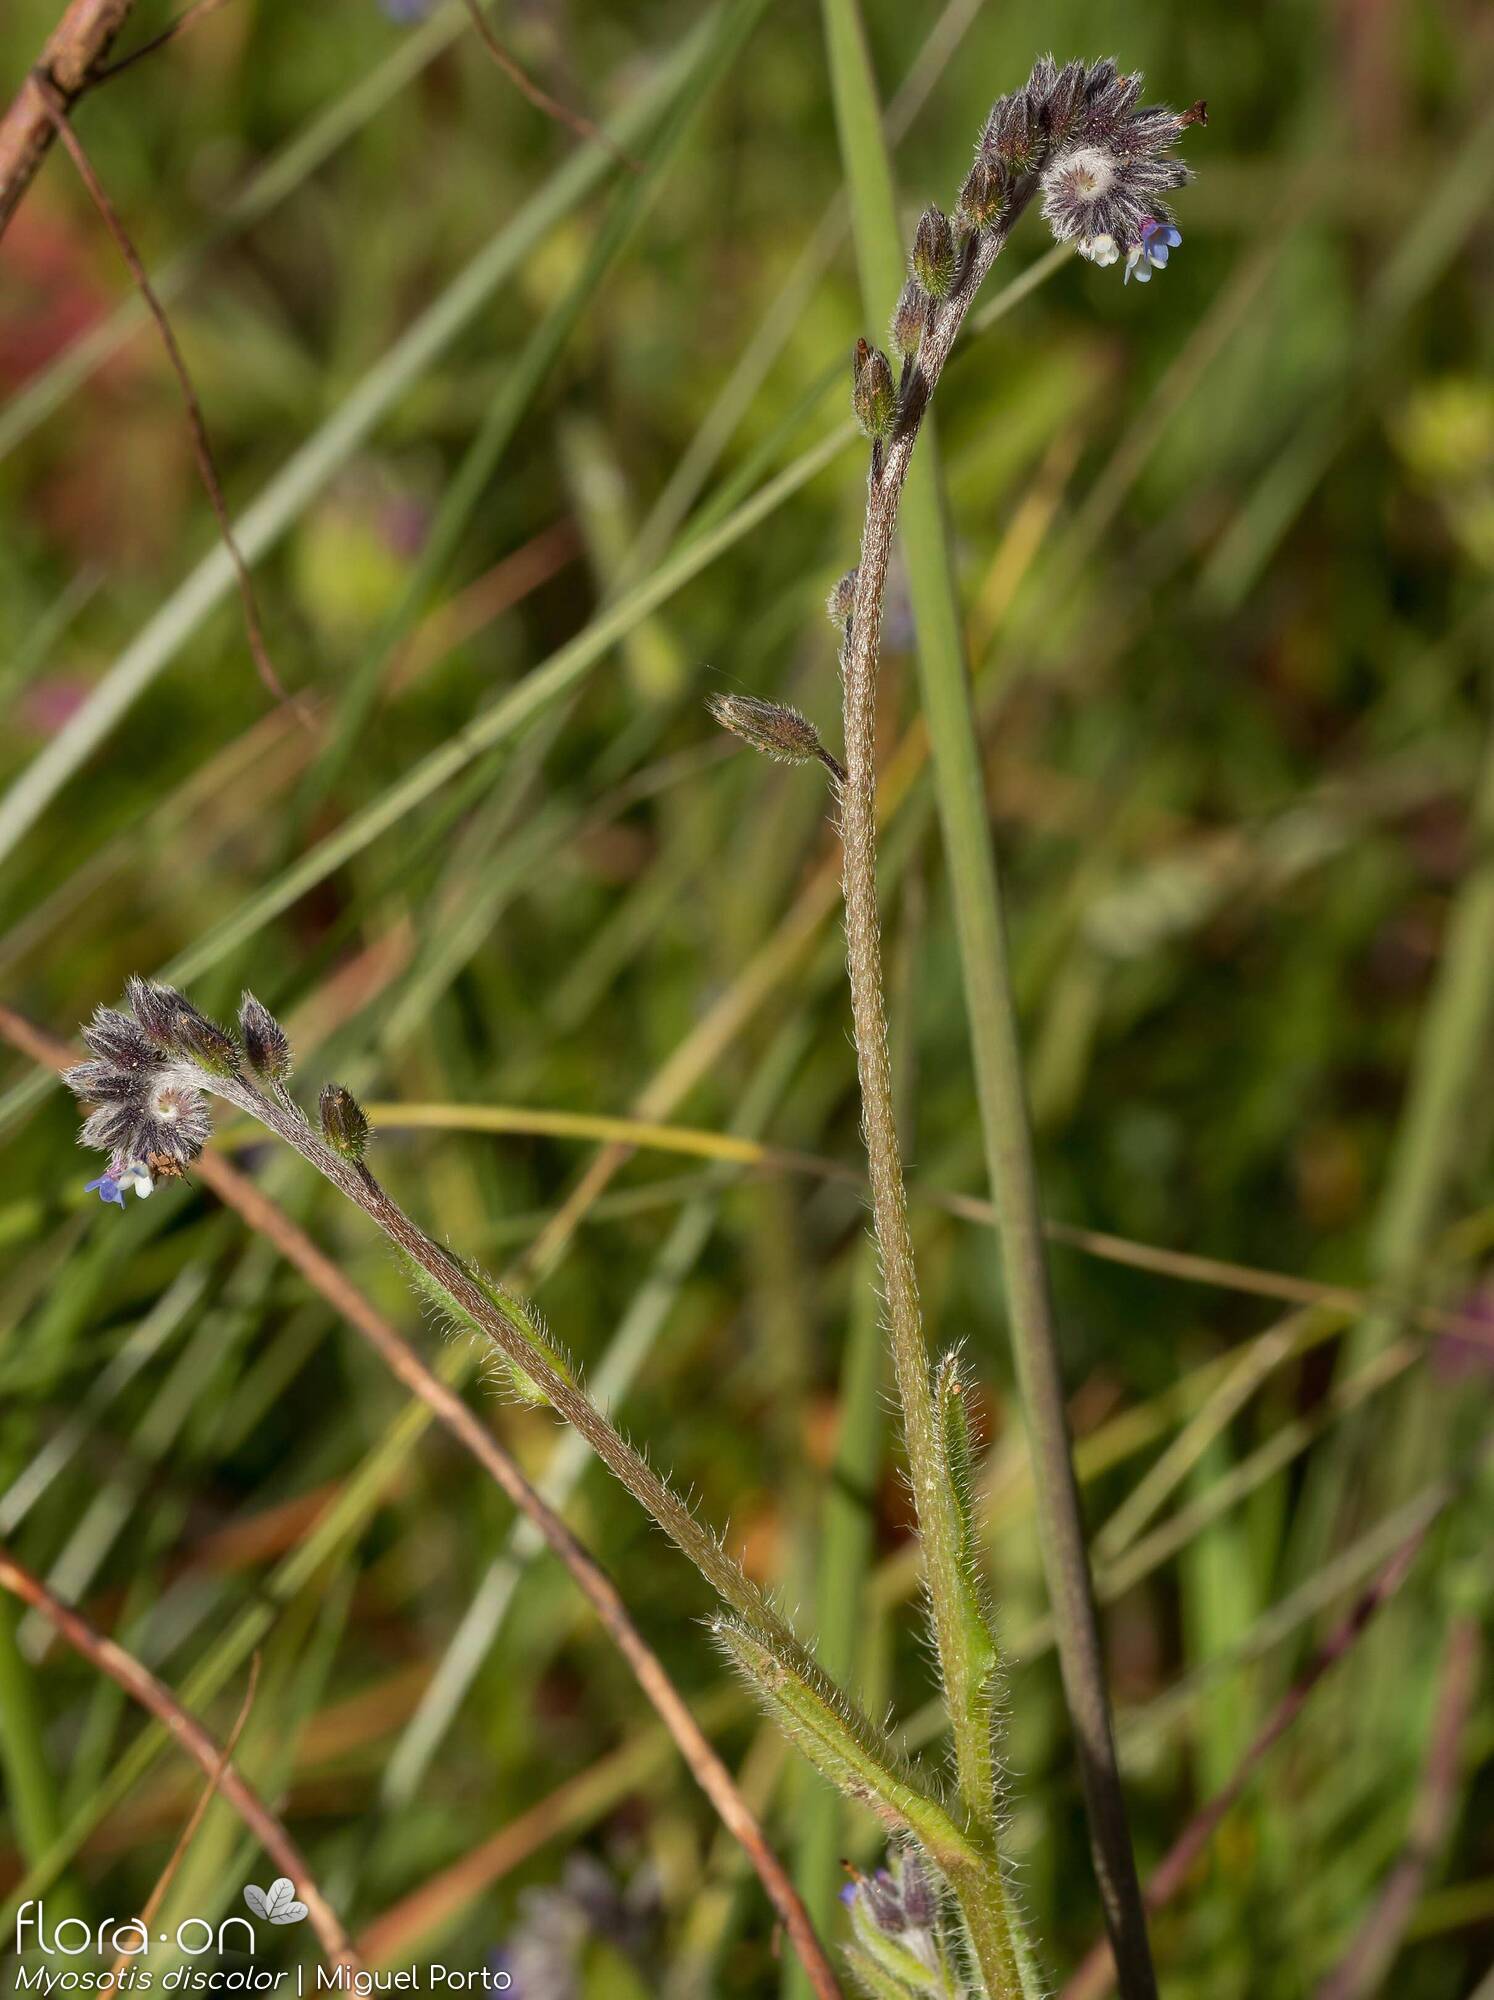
[983,88,1036,169]
[169,1005,241,1077]
[707,693,831,771]
[889,281,926,361]
[1034,57,1087,144]
[239,992,293,1081]
[826,568,858,631]
[319,1082,370,1162]
[898,1852,936,1927]
[911,206,956,300]
[851,338,895,442]
[126,976,199,1050]
[864,1871,904,1935]
[959,156,1008,231]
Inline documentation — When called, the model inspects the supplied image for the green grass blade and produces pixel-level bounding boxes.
[159,427,846,986]
[383,1022,806,1807]
[0,22,706,872]
[300,0,762,806]
[0,3,474,464]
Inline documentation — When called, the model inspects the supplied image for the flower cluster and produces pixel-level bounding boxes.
[65,979,221,1204]
[841,1850,958,1995]
[64,979,349,1211]
[988,53,1204,286]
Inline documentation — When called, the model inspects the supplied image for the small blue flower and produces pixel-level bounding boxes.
[1124,216,1182,285]
[85,1162,153,1208]
[380,0,434,19]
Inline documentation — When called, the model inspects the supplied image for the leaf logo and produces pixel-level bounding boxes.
[243,1879,309,1925]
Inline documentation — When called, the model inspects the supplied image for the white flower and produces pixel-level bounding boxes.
[117,1162,155,1199]
[1078,233,1120,267]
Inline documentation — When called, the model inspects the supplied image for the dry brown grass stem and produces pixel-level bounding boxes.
[0,1551,361,1973]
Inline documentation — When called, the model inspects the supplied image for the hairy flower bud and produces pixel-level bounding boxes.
[125,975,238,1073]
[982,89,1036,170]
[864,1871,904,1935]
[320,1082,370,1162]
[910,205,956,300]
[898,1852,936,1927]
[851,338,896,442]
[706,693,843,784]
[125,976,189,1049]
[1033,55,1088,144]
[826,568,858,631]
[238,992,292,1080]
[958,156,1007,231]
[889,281,926,361]
[168,1005,241,1077]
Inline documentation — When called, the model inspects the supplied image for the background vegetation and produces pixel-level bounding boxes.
[1,0,1492,1994]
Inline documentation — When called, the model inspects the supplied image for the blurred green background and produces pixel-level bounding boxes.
[1,0,1492,1994]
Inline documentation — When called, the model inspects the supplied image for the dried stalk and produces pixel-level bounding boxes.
[34,81,290,708]
[0,0,137,240]
[0,1550,360,1973]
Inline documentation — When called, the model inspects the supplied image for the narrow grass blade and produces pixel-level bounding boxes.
[0,20,707,870]
[0,2,472,462]
[301,0,765,805]
[382,1025,806,1807]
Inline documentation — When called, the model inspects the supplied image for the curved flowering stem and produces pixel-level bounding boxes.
[837,208,1033,2000]
[814,49,1198,2000]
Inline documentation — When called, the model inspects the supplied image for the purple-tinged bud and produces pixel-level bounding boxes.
[864,1870,905,1936]
[239,992,293,1081]
[958,156,1008,232]
[826,568,858,632]
[125,975,196,1050]
[320,1082,370,1162]
[708,693,820,767]
[889,281,926,361]
[911,205,956,301]
[851,338,896,442]
[898,1852,936,1927]
[1036,57,1088,143]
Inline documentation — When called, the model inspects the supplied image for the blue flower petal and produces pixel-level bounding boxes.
[1163,226,1182,248]
[1149,242,1170,268]
[85,1174,126,1208]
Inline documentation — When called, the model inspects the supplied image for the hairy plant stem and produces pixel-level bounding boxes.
[210,1063,965,1883]
[837,210,1027,1997]
[221,1073,796,1638]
